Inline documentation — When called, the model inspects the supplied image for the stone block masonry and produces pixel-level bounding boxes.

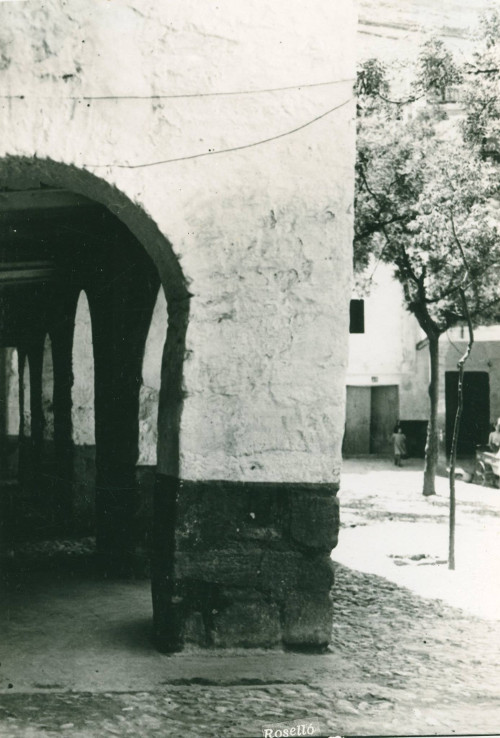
[152,477,338,650]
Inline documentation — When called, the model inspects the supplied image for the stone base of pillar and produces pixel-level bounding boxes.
[152,476,339,652]
[94,464,139,575]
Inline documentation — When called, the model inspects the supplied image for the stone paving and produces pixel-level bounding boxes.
[0,563,499,736]
[0,460,499,736]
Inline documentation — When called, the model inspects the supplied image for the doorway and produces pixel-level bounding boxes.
[370,385,399,454]
[445,371,490,456]
[343,385,399,455]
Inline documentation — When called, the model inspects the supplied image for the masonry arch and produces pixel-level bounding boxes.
[0,347,19,483]
[5,348,20,443]
[21,355,31,440]
[138,288,168,467]
[0,156,188,647]
[71,291,95,448]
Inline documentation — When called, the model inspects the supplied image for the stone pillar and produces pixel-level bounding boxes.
[153,478,338,651]
[90,296,141,567]
[26,340,44,485]
[87,240,159,570]
[16,341,45,506]
[152,475,181,651]
[50,292,79,527]
[18,352,29,483]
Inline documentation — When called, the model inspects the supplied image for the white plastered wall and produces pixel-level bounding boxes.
[0,0,356,484]
[347,263,429,421]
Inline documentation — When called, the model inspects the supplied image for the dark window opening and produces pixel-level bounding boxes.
[349,299,365,334]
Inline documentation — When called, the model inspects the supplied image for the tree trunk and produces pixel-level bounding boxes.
[448,289,474,570]
[423,334,439,496]
[448,364,463,569]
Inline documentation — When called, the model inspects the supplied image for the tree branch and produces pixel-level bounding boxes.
[465,66,499,76]
[449,210,471,275]
[354,213,413,242]
[357,160,387,211]
[397,237,422,285]
[376,91,425,105]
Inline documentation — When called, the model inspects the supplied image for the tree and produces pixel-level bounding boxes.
[355,55,500,497]
[462,12,500,159]
[417,37,463,102]
[356,58,390,99]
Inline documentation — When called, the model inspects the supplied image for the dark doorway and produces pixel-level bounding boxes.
[343,385,400,456]
[370,385,399,454]
[343,386,371,455]
[399,420,428,458]
[445,371,490,456]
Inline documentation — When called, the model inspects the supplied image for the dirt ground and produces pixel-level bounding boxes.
[0,458,499,737]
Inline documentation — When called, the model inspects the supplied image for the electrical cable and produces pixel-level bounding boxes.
[88,96,354,169]
[0,77,355,101]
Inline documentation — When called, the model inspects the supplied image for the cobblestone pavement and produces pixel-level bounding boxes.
[0,460,499,736]
[0,563,499,737]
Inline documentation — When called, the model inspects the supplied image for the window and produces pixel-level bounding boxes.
[349,299,365,334]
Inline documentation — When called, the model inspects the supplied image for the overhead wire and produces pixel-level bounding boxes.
[0,76,355,101]
[88,95,354,169]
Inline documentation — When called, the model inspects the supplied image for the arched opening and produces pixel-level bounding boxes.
[0,348,20,473]
[6,349,20,443]
[0,348,20,547]
[71,291,96,529]
[21,355,31,440]
[0,158,188,651]
[138,288,167,468]
[71,292,95,448]
[135,289,168,554]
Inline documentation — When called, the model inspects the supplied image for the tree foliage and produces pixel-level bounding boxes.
[355,18,500,495]
[356,58,390,98]
[462,13,500,158]
[356,28,500,336]
[417,37,463,101]
[356,117,500,333]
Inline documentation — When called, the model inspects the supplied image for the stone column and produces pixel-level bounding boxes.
[87,248,159,571]
[27,340,44,484]
[50,291,79,528]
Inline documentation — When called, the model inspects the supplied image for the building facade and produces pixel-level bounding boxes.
[345,264,500,460]
[0,0,356,650]
[351,2,500,463]
[344,265,429,457]
[440,326,500,457]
